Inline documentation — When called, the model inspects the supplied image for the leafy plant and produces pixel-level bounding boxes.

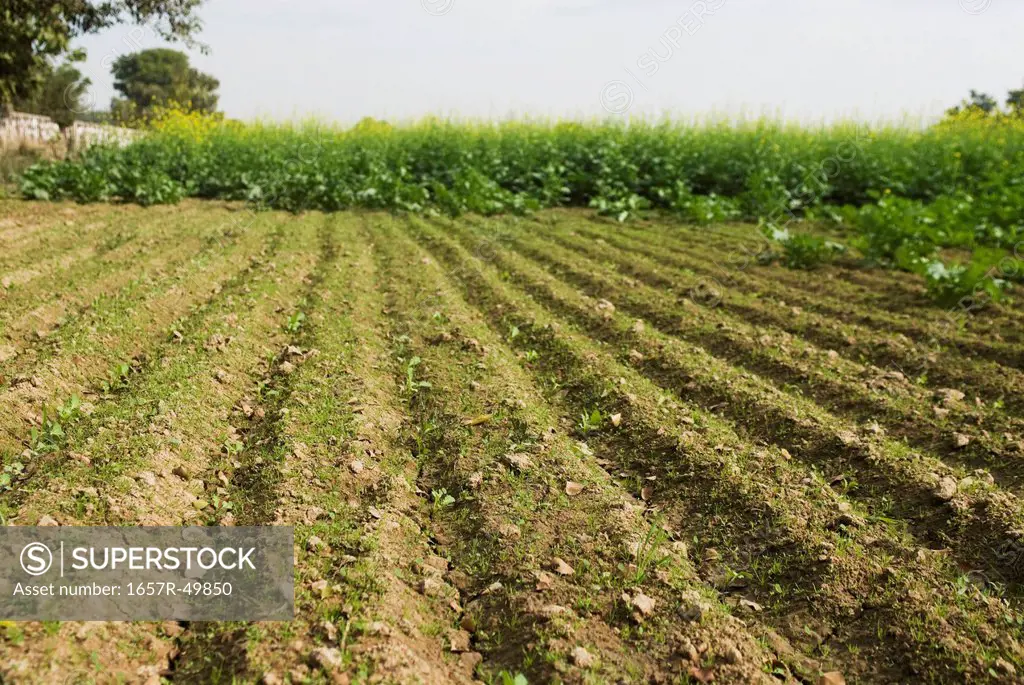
[29,396,82,455]
[101,362,133,394]
[633,518,670,584]
[430,488,456,512]
[577,408,603,435]
[285,311,306,334]
[765,226,846,269]
[845,193,939,266]
[402,356,432,396]
[921,258,1009,308]
[0,461,25,492]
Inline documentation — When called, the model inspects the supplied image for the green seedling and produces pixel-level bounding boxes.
[285,311,306,333]
[430,488,456,512]
[402,356,432,396]
[577,407,603,435]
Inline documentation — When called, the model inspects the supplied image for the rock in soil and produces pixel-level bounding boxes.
[571,646,595,668]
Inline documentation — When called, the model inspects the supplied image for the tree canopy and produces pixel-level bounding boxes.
[14,61,92,128]
[1,0,206,109]
[110,48,218,121]
[945,86,1024,119]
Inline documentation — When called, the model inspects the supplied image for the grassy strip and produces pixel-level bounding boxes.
[376,216,785,684]
[415,216,1024,683]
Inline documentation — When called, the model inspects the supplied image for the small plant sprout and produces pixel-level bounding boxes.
[285,311,306,333]
[101,362,132,393]
[431,488,456,512]
[577,407,603,435]
[402,356,432,396]
[633,518,670,585]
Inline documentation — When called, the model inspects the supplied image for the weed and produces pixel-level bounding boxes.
[100,361,132,394]
[632,518,670,585]
[493,672,529,685]
[285,311,306,334]
[401,356,432,396]
[29,395,83,455]
[921,258,1009,308]
[763,226,846,269]
[430,488,456,513]
[577,407,603,434]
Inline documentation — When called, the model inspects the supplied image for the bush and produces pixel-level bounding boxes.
[18,113,1024,218]
[921,258,1009,308]
[764,227,846,269]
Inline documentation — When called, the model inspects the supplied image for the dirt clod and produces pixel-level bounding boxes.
[309,647,343,670]
[534,570,555,591]
[552,557,574,576]
[447,629,471,653]
[571,646,595,668]
[629,592,656,618]
[506,452,533,471]
[935,477,958,502]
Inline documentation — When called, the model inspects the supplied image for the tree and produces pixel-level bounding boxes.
[110,48,218,121]
[945,89,999,118]
[1,1,206,111]
[1007,87,1024,114]
[967,89,998,114]
[15,62,91,128]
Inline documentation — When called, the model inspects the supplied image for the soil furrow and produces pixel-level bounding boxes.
[0,211,287,520]
[0,214,316,685]
[236,214,478,684]
[0,209,276,463]
[546,216,1024,419]
[580,219,1024,370]
[377,216,786,684]
[0,202,123,270]
[0,206,206,370]
[473,222,1024,599]
[501,222,1024,490]
[641,219,1024,343]
[413,215,1024,684]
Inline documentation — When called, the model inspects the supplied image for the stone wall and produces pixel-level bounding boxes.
[0,111,139,152]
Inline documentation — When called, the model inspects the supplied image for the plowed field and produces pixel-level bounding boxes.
[2,201,1024,684]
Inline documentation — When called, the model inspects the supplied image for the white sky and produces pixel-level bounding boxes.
[73,0,1024,125]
